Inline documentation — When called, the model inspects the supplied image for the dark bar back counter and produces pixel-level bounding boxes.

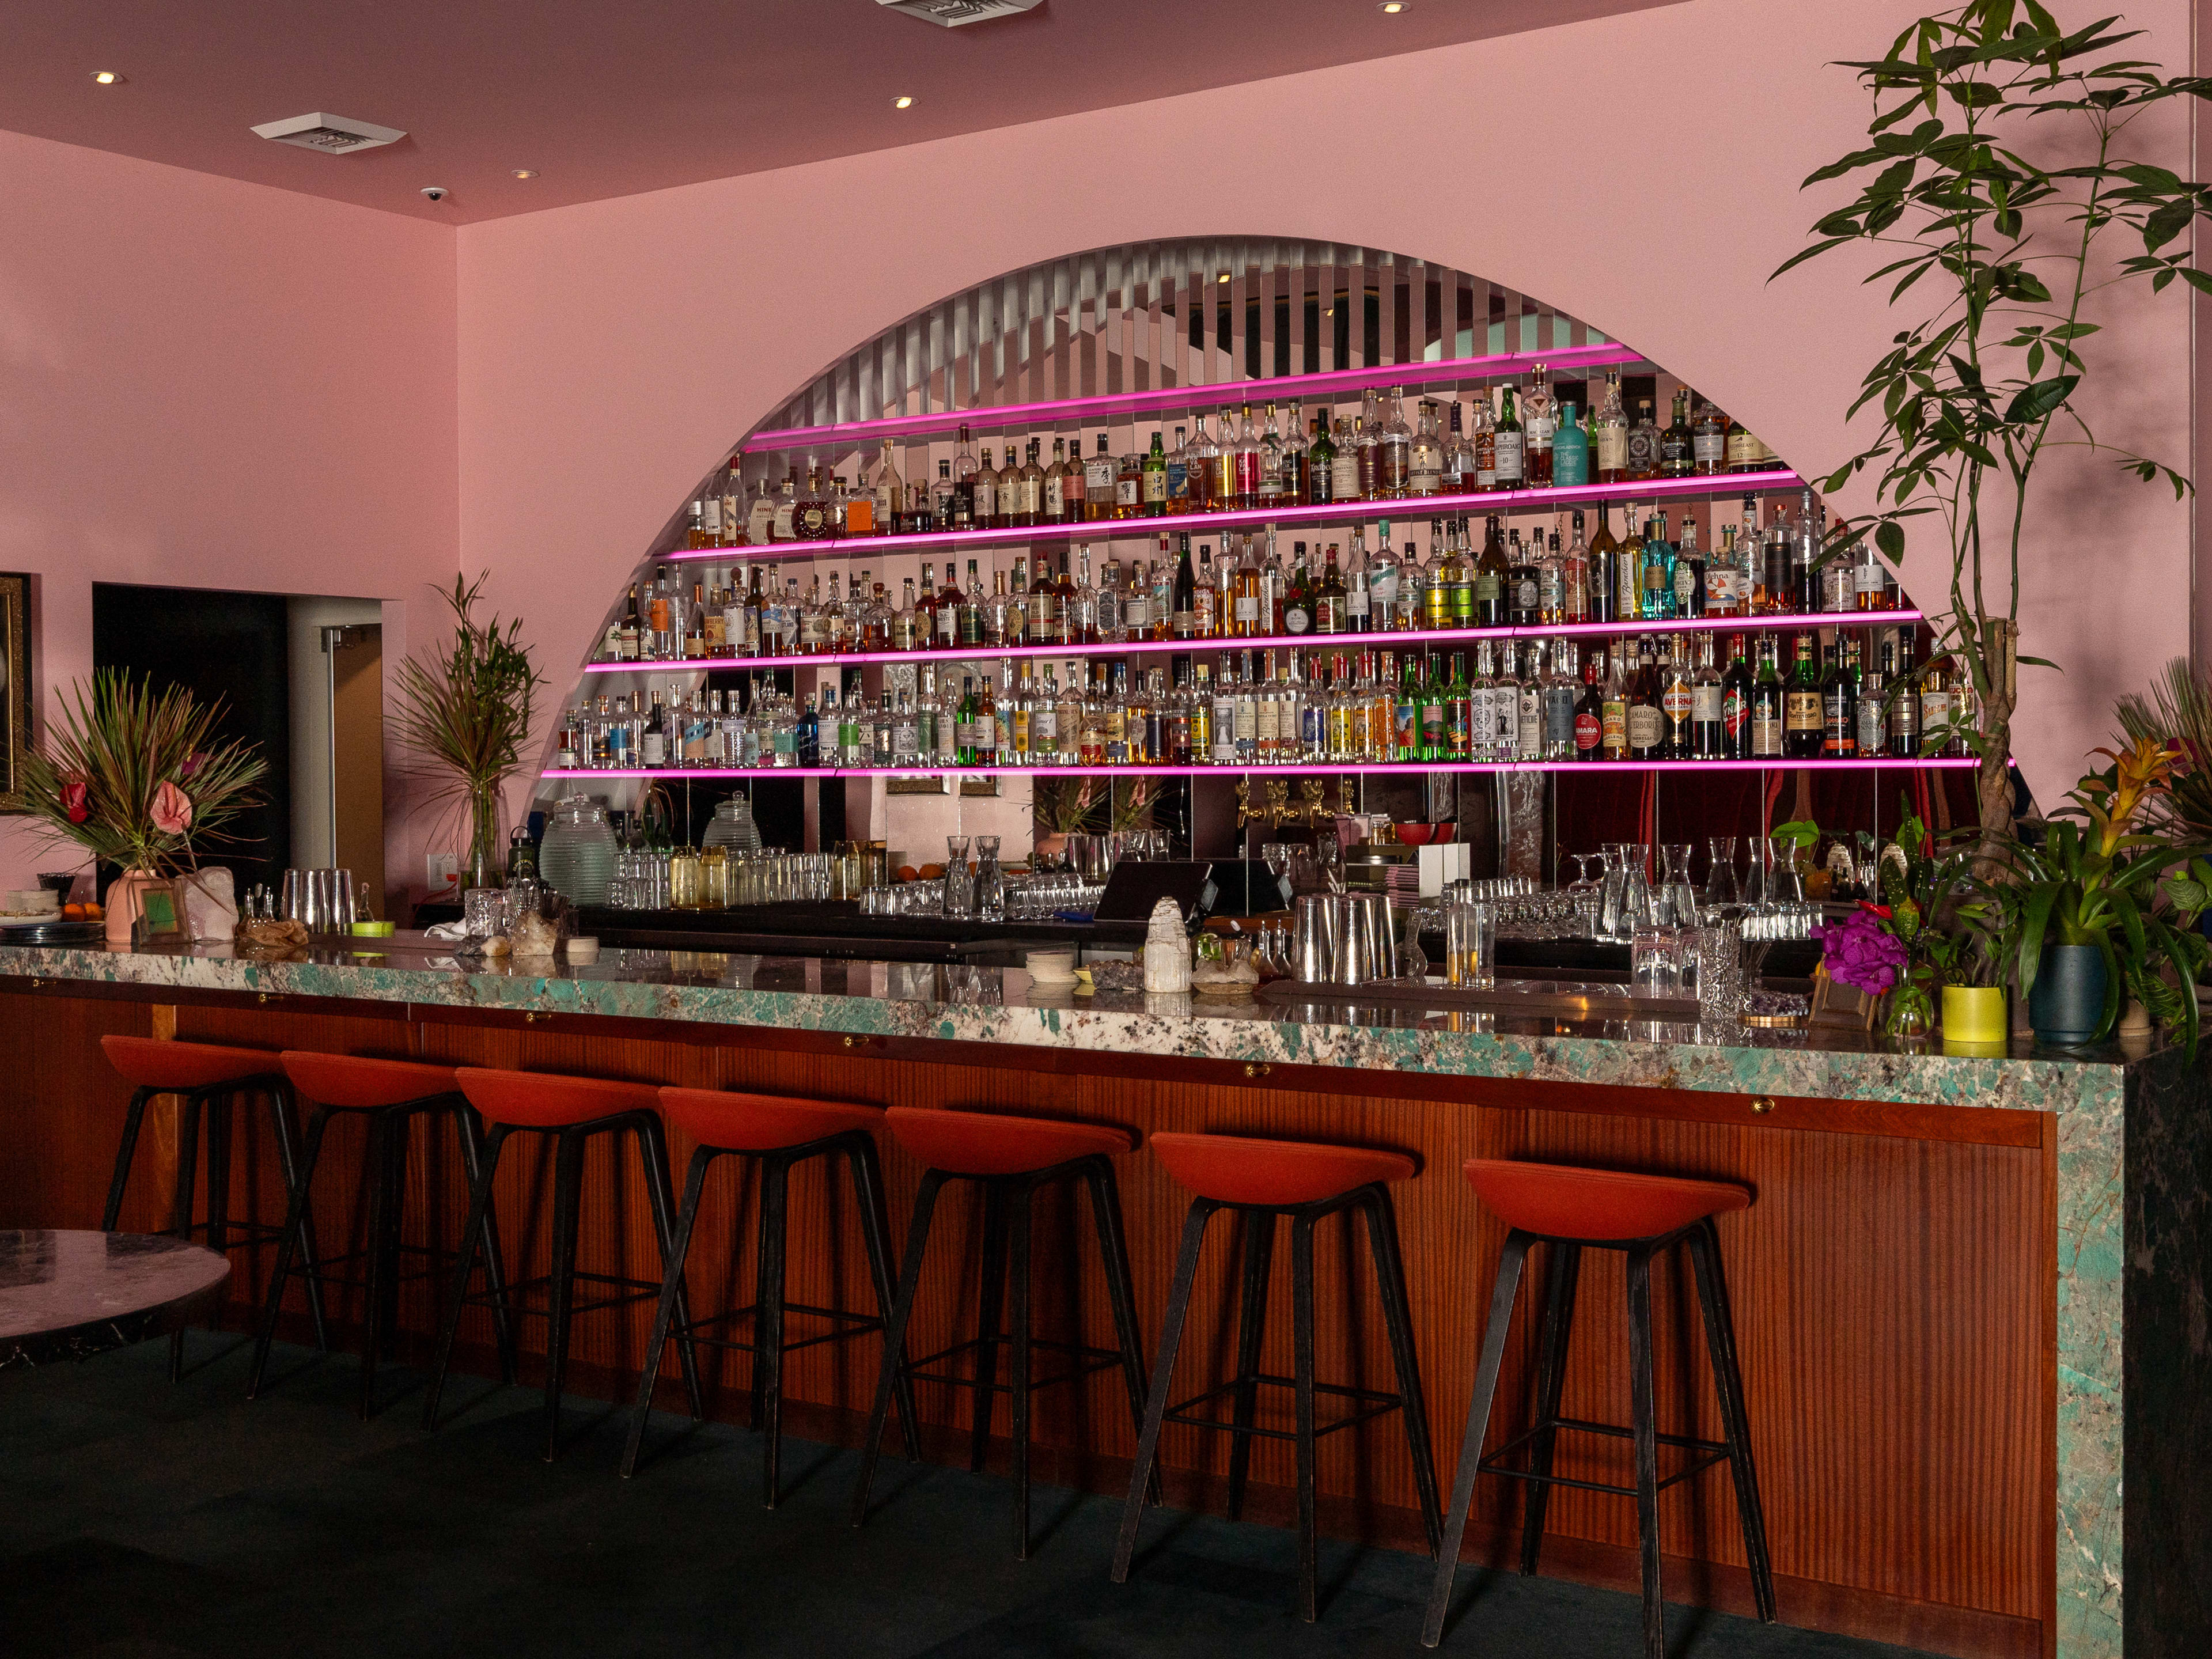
[3,934,2203,1659]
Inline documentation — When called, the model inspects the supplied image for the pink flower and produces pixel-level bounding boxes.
[179,751,207,781]
[150,781,194,836]
[61,777,89,825]
[1816,907,1908,996]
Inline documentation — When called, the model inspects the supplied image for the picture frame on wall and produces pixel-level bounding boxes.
[0,573,29,813]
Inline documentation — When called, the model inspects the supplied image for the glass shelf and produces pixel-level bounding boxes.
[741,340,1649,454]
[662,469,1808,566]
[580,610,1926,677]
[541,756,1979,782]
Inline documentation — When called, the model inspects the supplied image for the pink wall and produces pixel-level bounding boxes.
[0,128,457,892]
[455,0,2195,813]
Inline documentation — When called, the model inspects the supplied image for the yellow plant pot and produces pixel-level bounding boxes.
[1941,986,2009,1046]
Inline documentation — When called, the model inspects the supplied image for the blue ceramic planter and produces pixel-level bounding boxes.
[2029,944,2109,1046]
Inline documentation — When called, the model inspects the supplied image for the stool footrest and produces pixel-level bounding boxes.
[465,1269,662,1320]
[1162,1373,1405,1443]
[671,1301,885,1358]
[1480,1415,1733,1498]
[177,1220,287,1251]
[906,1333,1124,1396]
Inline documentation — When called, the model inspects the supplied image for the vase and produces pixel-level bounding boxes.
[465,782,506,890]
[2028,944,2109,1046]
[1941,986,2009,1046]
[103,868,161,946]
[1884,983,1932,1040]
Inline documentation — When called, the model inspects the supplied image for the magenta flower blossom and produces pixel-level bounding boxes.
[1817,906,1908,995]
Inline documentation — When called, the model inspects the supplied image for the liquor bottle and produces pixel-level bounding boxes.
[1858,641,1891,758]
[1465,642,1495,762]
[953,560,982,648]
[1039,437,1071,524]
[1282,543,1314,636]
[1083,433,1118,522]
[1005,662,1033,764]
[1355,392,1383,499]
[1919,653,1953,756]
[971,447,1000,530]
[1171,534,1199,639]
[1522,367,1556,488]
[716,456,745,548]
[1508,530,1541,628]
[1321,415,1354,504]
[1661,637,1694,757]
[1278,408,1309,506]
[1601,646,1630,760]
[1593,369,1629,484]
[1474,516,1509,627]
[1472,392,1498,490]
[1854,525,1889,611]
[1627,639,1666,762]
[1748,636,1785,758]
[1493,386,1525,488]
[1315,544,1349,634]
[1890,632,1923,757]
[868,439,904,533]
[1231,535,1263,637]
[1726,412,1775,473]
[1672,512,1705,619]
[1166,425,1194,511]
[1142,430,1169,516]
[1307,414,1338,504]
[1690,396,1727,476]
[1625,401,1661,480]
[1417,651,1447,761]
[1552,400,1589,489]
[1623,513,1659,622]
[1070,546,1099,645]
[1582,504,1617,625]
[1441,402,1471,494]
[1408,399,1444,496]
[1368,524,1400,631]
[1573,647,1606,762]
[795,693,820,767]
[1659,391,1695,478]
[1721,634,1753,760]
[687,499,711,550]
[747,478,779,546]
[771,469,799,541]
[1211,412,1241,508]
[1793,491,1824,613]
[1542,641,1578,759]
[1377,388,1414,498]
[1451,651,1480,762]
[1783,631,1824,758]
[1115,439,1144,520]
[1517,642,1546,760]
[1056,665,1083,766]
[1228,405,1260,509]
[975,671,1001,767]
[1391,650,1420,760]
[1344,533,1373,634]
[1194,544,1221,638]
[1028,550,1058,644]
[1184,418,1217,514]
[1820,641,1857,757]
[1257,406,1285,508]
[616,584,642,661]
[1493,646,1523,761]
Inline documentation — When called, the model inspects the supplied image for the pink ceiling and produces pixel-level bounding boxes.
[5,0,1682,222]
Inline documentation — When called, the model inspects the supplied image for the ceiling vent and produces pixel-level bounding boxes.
[875,0,1043,26]
[249,113,407,154]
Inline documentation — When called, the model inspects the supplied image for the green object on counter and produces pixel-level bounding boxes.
[350,920,396,937]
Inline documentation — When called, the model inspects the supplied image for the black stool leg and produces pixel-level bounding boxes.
[1626,1241,1665,1659]
[1224,1207,1277,1521]
[168,1093,204,1382]
[1112,1198,1215,1583]
[623,1145,715,1479]
[357,1112,393,1419]
[1687,1218,1775,1622]
[1082,1158,1156,1501]
[451,1099,516,1383]
[852,1170,945,1527]
[844,1135,921,1462]
[634,1112,704,1421]
[203,1091,233,1261]
[1363,1186,1443,1557]
[1520,1240,1583,1575]
[263,1085,329,1353]
[103,1088,151,1230]
[756,1152,793,1508]
[968,1183,1009,1475]
[1289,1210,1320,1623]
[422,1124,510,1431]
[248,1103,333,1399]
[1421,1229,1532,1649]
[540,1126,588,1463]
[1007,1181,1035,1559]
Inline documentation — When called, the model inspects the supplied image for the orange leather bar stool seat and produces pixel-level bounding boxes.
[1423,1159,1774,1658]
[100,1035,282,1092]
[622,1088,917,1508]
[423,1068,699,1463]
[96,1035,325,1381]
[853,1106,1149,1559]
[1149,1131,1416,1209]
[1114,1131,1438,1622]
[1463,1158,1751,1243]
[247,1052,512,1419]
[881,1105,1135,1176]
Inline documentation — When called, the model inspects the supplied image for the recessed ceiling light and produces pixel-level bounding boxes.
[1218,273,1231,285]
[893,96,914,109]
[513,169,538,179]
[1379,1,1408,12]
[92,70,120,85]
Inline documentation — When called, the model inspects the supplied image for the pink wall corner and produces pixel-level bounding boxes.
[455,0,2195,812]
[0,128,459,895]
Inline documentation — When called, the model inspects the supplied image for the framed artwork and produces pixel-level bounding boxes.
[885,774,951,797]
[0,573,27,812]
[130,880,186,946]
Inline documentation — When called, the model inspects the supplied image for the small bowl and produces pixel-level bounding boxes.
[1394,822,1440,847]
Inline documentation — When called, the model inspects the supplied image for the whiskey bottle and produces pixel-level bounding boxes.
[1471,393,1498,491]
[1593,369,1629,484]
[1521,367,1556,488]
[1624,401,1660,481]
[1194,543,1221,638]
[718,456,744,548]
[1315,544,1349,635]
[1330,416,1362,502]
[1508,530,1540,628]
[1672,512,1705,619]
[971,448,999,530]
[1659,390,1695,478]
[1377,388,1413,497]
[1726,414,1775,473]
[1783,631,1824,758]
[1282,543,1314,636]
[1821,641,1857,758]
[1408,399,1444,496]
[1232,535,1263,637]
[1442,401,1471,494]
[1355,392,1383,499]
[1857,642,1891,758]
[1079,434,1112,521]
[1115,440,1144,520]
[868,439,904,532]
[1257,406,1285,507]
[1691,396,1728,476]
[1028,552,1058,644]
[687,499,711,550]
[1185,418,1218,513]
[1307,414,1338,505]
[1165,425,1192,510]
[1278,408,1309,505]
[1171,534,1199,639]
[1538,528,1567,625]
[1012,441,1043,528]
[1492,387,1525,489]
[1688,634,1725,758]
[1042,437,1074,524]
[1141,431,1169,516]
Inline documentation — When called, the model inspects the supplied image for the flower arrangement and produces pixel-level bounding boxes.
[1815,805,1987,1036]
[1033,775,1154,837]
[18,670,266,877]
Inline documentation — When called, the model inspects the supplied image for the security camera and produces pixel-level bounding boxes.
[421,185,448,202]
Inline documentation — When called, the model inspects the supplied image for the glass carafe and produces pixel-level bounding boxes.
[538,794,617,906]
[1658,843,1697,927]
[1616,844,1654,939]
[701,794,763,855]
[1704,836,1740,908]
[1598,843,1630,941]
[942,835,974,919]
[974,835,1005,923]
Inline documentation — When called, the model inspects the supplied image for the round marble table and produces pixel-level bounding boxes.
[1,1230,230,1370]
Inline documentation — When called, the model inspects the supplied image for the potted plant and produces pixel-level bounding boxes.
[18,671,267,944]
[1781,2,2212,860]
[393,573,544,891]
[1982,738,2211,1048]
[1814,806,1993,1039]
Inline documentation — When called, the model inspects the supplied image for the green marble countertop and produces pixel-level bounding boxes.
[0,935,2141,1114]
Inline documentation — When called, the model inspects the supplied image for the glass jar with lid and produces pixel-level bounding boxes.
[537,795,618,906]
[700,793,764,855]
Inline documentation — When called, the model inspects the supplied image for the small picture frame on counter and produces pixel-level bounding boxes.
[130,881,187,948]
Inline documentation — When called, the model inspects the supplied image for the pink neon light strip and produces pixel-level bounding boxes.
[581,611,1925,676]
[661,469,1806,565]
[541,757,1980,782]
[740,342,1647,454]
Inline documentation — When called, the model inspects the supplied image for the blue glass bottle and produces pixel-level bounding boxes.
[1552,402,1590,488]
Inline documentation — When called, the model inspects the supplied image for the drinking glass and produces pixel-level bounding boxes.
[1630,927,1680,997]
[974,835,1005,923]
[942,836,973,920]
[463,887,507,940]
[1445,899,1496,990]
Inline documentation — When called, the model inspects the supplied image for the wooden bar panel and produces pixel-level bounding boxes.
[0,988,2049,1659]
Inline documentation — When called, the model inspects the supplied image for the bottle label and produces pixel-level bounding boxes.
[1346,587,1369,620]
[1143,469,1168,504]
[1421,703,1446,744]
[1033,707,1057,744]
[1602,700,1628,755]
[1857,700,1885,753]
[1855,562,1886,596]
[1628,706,1665,749]
[972,482,996,520]
[1786,690,1823,732]
[1410,459,1444,493]
[1663,684,1693,723]
[1126,597,1150,630]
[1707,567,1741,605]
[1675,563,1699,607]
[1493,431,1525,482]
[1553,437,1588,488]
[1284,604,1311,635]
[1574,709,1603,753]
[1694,684,1725,724]
[1044,478,1067,517]
[1512,575,1539,613]
[1085,457,1117,491]
[1234,595,1259,623]
[1694,433,1726,469]
[1116,477,1141,507]
[1332,456,1360,497]
[1751,704,1783,756]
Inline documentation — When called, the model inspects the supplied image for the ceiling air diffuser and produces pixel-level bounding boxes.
[249,113,407,154]
[875,0,1044,25]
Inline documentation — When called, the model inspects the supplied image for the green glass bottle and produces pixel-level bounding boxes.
[955,676,979,766]
[1418,653,1448,761]
[1141,431,1168,517]
[1396,649,1423,760]
[1307,414,1337,505]
[1445,650,1474,760]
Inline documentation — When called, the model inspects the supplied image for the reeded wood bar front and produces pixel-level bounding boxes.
[0,965,2073,1659]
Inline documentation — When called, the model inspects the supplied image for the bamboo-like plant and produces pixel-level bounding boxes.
[18,671,265,875]
[392,573,544,886]
[1779,1,2212,858]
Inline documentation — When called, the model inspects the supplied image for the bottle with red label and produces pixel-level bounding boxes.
[1574,646,1607,762]
[1719,633,1754,759]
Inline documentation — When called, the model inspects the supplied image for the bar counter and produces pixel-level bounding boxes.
[2,937,2203,1659]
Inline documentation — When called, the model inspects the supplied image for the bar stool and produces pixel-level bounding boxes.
[1421,1160,1775,1656]
[246,1052,518,1418]
[622,1086,921,1505]
[1112,1131,1442,1623]
[98,1035,328,1379]
[421,1068,703,1461]
[850,1105,1150,1558]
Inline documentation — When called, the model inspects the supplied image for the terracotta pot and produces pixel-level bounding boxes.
[1941,986,2008,1046]
[103,868,161,946]
[1032,832,1069,861]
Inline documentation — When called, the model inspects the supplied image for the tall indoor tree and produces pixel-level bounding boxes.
[1779,0,2212,854]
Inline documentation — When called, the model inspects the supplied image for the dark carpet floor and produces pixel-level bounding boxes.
[0,1334,1940,1659]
